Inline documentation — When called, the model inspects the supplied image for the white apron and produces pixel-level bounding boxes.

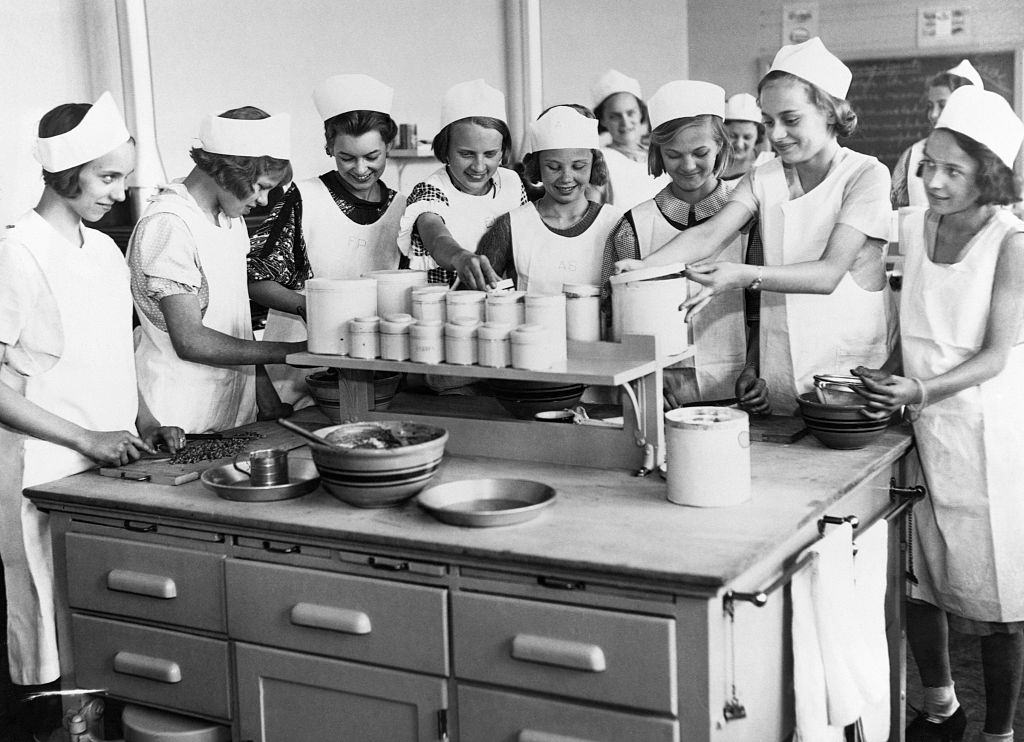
[262,178,405,407]
[132,186,256,433]
[905,139,928,208]
[756,155,891,415]
[0,212,138,684]
[601,148,671,211]
[901,207,1024,621]
[633,199,747,402]
[509,202,622,294]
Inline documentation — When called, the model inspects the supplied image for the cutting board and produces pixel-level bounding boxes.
[748,414,807,444]
[97,421,309,486]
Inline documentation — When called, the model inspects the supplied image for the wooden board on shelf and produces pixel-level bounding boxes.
[748,414,807,444]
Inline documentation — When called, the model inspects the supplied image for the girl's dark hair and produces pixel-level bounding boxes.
[38,103,91,198]
[521,103,608,186]
[919,128,1022,205]
[725,118,766,146]
[594,92,649,135]
[324,110,399,155]
[758,70,858,138]
[190,106,293,200]
[431,117,512,165]
[925,71,976,93]
[648,115,732,178]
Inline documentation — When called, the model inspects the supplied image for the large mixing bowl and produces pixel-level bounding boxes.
[796,392,892,450]
[306,370,402,418]
[308,421,448,507]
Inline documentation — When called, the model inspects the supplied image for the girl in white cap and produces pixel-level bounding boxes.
[616,37,893,416]
[478,105,620,292]
[248,74,404,409]
[721,93,774,182]
[590,69,670,209]
[854,85,1024,742]
[891,60,984,209]
[398,79,526,290]
[129,107,302,433]
[0,94,184,732]
[602,80,747,406]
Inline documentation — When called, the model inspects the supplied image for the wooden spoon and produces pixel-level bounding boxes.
[276,418,329,447]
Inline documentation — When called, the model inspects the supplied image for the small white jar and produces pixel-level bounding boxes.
[485,290,526,327]
[379,313,415,361]
[477,322,512,368]
[446,290,486,323]
[347,316,380,359]
[511,323,553,371]
[411,285,448,323]
[563,284,601,342]
[409,319,445,364]
[524,293,567,363]
[444,319,480,366]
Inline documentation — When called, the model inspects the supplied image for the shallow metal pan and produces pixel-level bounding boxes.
[200,457,320,502]
[416,478,556,527]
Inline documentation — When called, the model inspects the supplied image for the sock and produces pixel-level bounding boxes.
[980,733,1013,742]
[922,683,959,721]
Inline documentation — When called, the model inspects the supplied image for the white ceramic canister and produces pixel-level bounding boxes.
[485,290,526,327]
[364,269,428,317]
[409,319,445,364]
[347,316,381,359]
[380,313,415,361]
[608,263,689,356]
[563,283,601,342]
[305,277,378,355]
[663,406,750,507]
[444,319,480,366]
[446,290,487,324]
[511,323,553,371]
[477,322,512,368]
[411,285,448,322]
[524,293,567,364]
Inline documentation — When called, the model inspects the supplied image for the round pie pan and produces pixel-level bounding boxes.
[200,457,320,502]
[417,478,556,527]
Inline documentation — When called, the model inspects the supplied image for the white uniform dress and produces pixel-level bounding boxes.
[0,211,138,684]
[901,206,1024,623]
[256,176,405,407]
[731,149,894,414]
[131,183,256,433]
[601,147,670,211]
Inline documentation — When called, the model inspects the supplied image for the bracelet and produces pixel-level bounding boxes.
[911,377,928,407]
[747,266,764,292]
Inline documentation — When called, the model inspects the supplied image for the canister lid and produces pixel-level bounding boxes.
[412,285,449,301]
[446,290,487,304]
[608,262,687,285]
[121,704,230,742]
[478,322,513,340]
[349,316,380,330]
[380,314,415,333]
[485,289,525,304]
[563,283,600,298]
[510,323,546,342]
[363,269,428,283]
[445,319,480,337]
[383,312,414,324]
[664,406,748,429]
[409,319,443,333]
[306,277,377,292]
[524,293,566,306]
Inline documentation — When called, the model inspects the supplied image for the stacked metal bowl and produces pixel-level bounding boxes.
[796,392,892,450]
[487,380,585,419]
[308,421,448,507]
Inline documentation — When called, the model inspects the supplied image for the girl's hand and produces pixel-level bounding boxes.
[77,430,154,466]
[684,260,752,293]
[451,251,499,290]
[850,366,918,419]
[735,366,770,415]
[140,425,186,454]
[613,259,645,274]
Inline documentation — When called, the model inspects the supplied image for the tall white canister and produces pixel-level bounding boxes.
[663,406,750,507]
[364,269,428,317]
[608,263,689,356]
[305,277,378,355]
[524,293,567,365]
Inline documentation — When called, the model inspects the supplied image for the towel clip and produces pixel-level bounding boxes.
[817,513,858,535]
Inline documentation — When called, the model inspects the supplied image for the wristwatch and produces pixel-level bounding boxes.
[747,266,764,292]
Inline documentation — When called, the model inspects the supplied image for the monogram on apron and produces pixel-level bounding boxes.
[755,152,892,415]
[262,177,405,407]
[632,198,747,403]
[132,184,256,433]
[901,207,1024,621]
[0,211,138,684]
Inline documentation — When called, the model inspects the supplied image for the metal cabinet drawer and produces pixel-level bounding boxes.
[452,593,676,714]
[71,614,231,719]
[66,532,225,632]
[225,559,448,675]
[458,684,679,742]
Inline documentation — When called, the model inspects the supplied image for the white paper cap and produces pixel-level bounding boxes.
[768,37,852,99]
[33,91,131,172]
[945,59,984,90]
[725,93,762,123]
[440,79,507,129]
[591,69,643,108]
[198,112,291,159]
[935,86,1024,168]
[648,81,726,130]
[313,74,394,122]
[525,106,599,154]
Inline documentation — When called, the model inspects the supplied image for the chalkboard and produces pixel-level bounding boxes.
[842,51,1016,171]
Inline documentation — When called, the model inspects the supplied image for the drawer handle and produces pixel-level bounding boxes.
[106,569,177,599]
[510,634,606,673]
[518,732,595,742]
[290,603,372,635]
[112,651,182,684]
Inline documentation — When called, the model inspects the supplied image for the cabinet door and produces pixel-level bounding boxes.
[458,684,678,742]
[235,643,447,742]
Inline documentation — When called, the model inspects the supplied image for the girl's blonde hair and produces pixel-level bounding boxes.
[648,115,732,178]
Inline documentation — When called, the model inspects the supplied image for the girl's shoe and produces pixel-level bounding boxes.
[905,706,967,742]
